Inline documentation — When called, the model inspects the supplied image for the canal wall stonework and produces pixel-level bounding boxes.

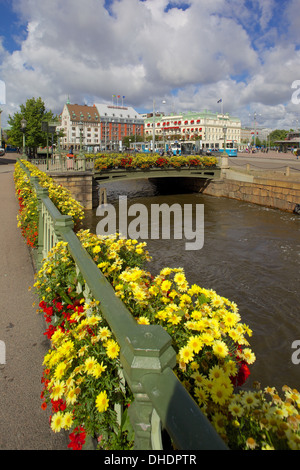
[200,176,300,213]
[49,172,99,210]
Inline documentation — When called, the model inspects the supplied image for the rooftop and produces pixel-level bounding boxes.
[66,103,100,123]
[95,103,142,121]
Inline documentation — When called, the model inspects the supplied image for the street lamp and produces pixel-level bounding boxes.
[249,112,261,148]
[78,121,86,170]
[223,124,227,155]
[20,118,27,159]
[152,99,156,154]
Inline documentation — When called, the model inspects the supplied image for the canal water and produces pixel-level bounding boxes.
[83,179,300,392]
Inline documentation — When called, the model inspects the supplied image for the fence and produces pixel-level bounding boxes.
[20,161,227,451]
[33,155,94,172]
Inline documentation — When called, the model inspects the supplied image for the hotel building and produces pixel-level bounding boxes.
[144,109,242,150]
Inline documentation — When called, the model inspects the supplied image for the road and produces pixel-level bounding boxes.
[220,150,300,182]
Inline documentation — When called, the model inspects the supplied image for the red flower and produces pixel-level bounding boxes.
[231,362,250,387]
[68,427,86,450]
[51,398,66,412]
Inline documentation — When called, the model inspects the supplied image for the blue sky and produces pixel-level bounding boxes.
[0,0,300,129]
[0,0,27,52]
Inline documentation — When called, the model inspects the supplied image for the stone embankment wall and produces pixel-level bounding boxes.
[198,171,300,213]
[49,169,300,213]
[49,172,99,210]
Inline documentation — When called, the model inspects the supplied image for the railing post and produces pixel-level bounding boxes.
[54,214,74,240]
[121,325,176,450]
[31,176,49,271]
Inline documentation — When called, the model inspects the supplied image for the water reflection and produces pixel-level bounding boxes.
[83,179,300,391]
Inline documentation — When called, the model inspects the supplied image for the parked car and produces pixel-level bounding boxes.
[0,147,5,156]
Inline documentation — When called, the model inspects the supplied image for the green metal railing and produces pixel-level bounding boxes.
[21,161,227,451]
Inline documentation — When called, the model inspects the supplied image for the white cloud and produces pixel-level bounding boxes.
[0,0,299,129]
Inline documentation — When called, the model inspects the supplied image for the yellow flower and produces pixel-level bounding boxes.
[51,412,64,433]
[210,382,231,405]
[212,412,227,434]
[105,339,120,359]
[223,311,241,328]
[241,391,259,410]
[160,267,173,276]
[228,401,244,417]
[187,335,203,353]
[98,327,111,342]
[54,362,67,380]
[241,348,256,364]
[174,272,186,285]
[179,345,194,364]
[161,280,172,292]
[50,381,65,401]
[92,361,107,378]
[200,332,214,346]
[212,340,229,359]
[155,310,168,321]
[66,388,78,406]
[96,391,109,413]
[191,372,208,387]
[209,365,225,381]
[62,411,73,430]
[137,316,150,325]
[245,437,257,450]
[167,313,182,325]
[194,387,209,406]
[84,356,98,375]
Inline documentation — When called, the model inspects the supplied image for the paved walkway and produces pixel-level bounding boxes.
[0,154,69,450]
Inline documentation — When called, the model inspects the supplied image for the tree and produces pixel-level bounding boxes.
[7,97,57,156]
[269,129,288,146]
[122,134,144,148]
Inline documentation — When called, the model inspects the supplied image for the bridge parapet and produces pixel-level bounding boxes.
[19,160,227,451]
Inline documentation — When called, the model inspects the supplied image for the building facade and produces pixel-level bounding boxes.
[59,102,144,151]
[95,103,144,150]
[60,103,101,151]
[144,110,242,150]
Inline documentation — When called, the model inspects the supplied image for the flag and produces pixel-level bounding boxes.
[112,94,116,97]
[217,98,222,103]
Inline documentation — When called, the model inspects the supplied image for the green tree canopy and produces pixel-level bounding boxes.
[7,97,57,154]
[122,134,144,148]
[269,129,289,145]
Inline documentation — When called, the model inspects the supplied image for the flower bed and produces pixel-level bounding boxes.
[15,163,300,450]
[94,153,218,171]
[14,161,85,246]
